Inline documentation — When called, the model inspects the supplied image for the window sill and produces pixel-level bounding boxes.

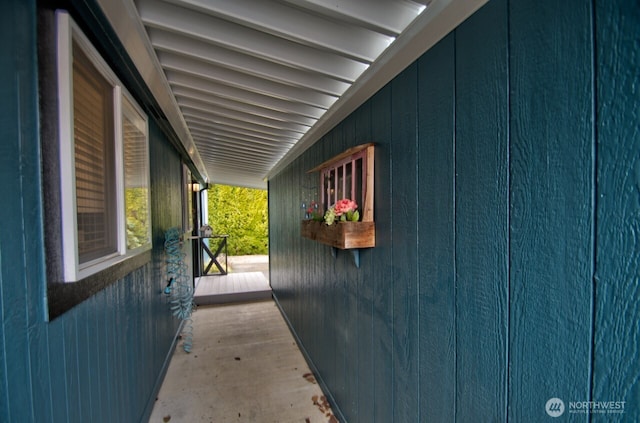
[47,249,151,320]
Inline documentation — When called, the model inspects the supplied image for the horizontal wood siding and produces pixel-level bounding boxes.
[0,1,188,421]
[270,0,638,421]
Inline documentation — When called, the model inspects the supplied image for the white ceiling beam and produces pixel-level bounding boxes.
[197,150,273,168]
[189,127,294,149]
[186,118,298,146]
[196,143,281,162]
[205,139,288,157]
[159,52,338,108]
[136,0,367,81]
[165,0,394,62]
[167,71,326,119]
[182,109,304,140]
[279,0,425,35]
[206,161,274,174]
[149,29,350,96]
[198,152,272,169]
[171,86,317,127]
[190,128,294,151]
[204,158,272,172]
[177,98,311,134]
[192,137,287,157]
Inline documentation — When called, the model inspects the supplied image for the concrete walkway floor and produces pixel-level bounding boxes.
[148,300,337,423]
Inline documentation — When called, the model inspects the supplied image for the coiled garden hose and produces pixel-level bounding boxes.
[164,227,194,353]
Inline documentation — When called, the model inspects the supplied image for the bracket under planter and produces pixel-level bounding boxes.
[331,247,361,268]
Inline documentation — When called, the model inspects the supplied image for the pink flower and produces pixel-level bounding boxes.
[333,199,358,216]
[324,198,359,224]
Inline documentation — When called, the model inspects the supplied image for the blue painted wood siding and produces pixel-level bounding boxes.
[269,0,639,421]
[0,1,189,421]
[594,0,640,418]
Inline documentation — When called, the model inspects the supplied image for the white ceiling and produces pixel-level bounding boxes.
[98,0,487,189]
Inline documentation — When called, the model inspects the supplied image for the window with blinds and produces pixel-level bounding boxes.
[56,11,151,282]
[72,41,117,264]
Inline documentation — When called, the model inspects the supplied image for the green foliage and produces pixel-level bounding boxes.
[125,187,150,249]
[206,185,268,255]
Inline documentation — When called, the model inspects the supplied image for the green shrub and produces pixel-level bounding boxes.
[206,185,268,255]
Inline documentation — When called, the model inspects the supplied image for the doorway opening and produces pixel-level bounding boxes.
[193,184,270,305]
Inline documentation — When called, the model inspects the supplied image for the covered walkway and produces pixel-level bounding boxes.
[149,256,336,422]
[148,301,336,423]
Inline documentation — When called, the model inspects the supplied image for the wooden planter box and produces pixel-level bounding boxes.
[301,220,375,249]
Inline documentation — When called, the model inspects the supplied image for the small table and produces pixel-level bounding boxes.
[199,235,228,275]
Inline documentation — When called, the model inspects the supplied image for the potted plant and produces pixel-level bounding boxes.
[301,199,375,249]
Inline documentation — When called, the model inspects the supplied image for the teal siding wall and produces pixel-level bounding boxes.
[0,1,188,421]
[455,3,510,420]
[594,0,640,415]
[508,0,595,418]
[269,0,639,421]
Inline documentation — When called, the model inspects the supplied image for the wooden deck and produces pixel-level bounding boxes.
[194,272,272,305]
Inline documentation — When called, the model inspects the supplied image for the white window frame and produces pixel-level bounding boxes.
[57,11,151,282]
[121,91,152,253]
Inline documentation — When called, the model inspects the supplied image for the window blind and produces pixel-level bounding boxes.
[72,41,117,264]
